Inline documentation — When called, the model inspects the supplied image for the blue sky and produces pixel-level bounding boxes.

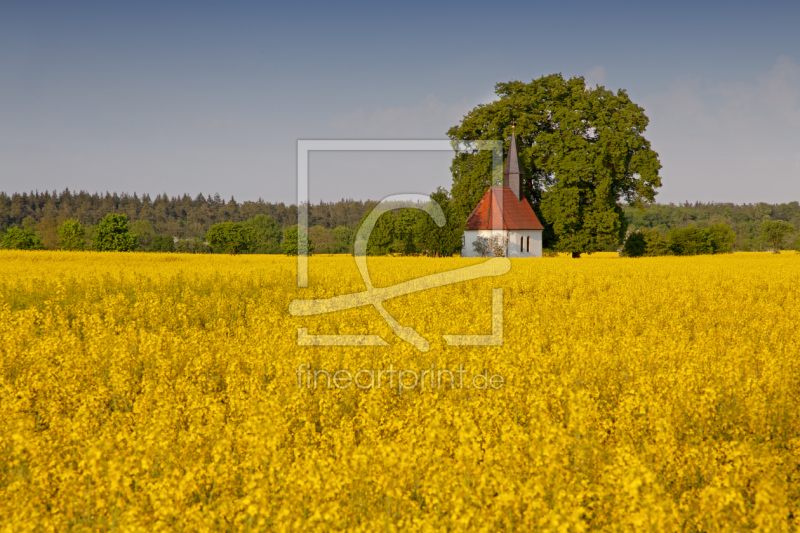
[1,0,799,204]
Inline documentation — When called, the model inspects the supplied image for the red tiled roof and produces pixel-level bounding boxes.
[465,187,544,230]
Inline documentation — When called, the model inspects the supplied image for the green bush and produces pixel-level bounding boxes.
[57,220,86,251]
[668,226,711,256]
[150,235,175,253]
[707,223,737,254]
[620,231,646,257]
[1,228,45,250]
[280,225,314,256]
[206,222,255,255]
[93,214,138,252]
[242,214,282,254]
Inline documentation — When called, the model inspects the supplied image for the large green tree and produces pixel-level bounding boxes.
[56,219,86,251]
[242,214,283,254]
[760,220,795,253]
[93,214,138,252]
[356,210,395,256]
[206,222,255,255]
[413,188,464,257]
[447,74,661,257]
[332,226,354,254]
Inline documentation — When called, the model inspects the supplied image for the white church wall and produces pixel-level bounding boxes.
[461,229,542,258]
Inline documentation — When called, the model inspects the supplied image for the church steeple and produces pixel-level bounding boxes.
[503,122,523,201]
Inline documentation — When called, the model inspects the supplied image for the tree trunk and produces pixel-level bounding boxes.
[572,252,581,258]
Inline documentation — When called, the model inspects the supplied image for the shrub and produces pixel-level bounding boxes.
[280,225,314,256]
[668,226,711,256]
[473,236,490,257]
[150,235,175,253]
[1,228,45,250]
[620,231,646,257]
[490,234,508,257]
[707,223,737,254]
[57,220,86,251]
[93,214,138,252]
[206,223,255,255]
[644,230,672,256]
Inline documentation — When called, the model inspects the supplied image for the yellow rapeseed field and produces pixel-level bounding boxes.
[1,251,799,532]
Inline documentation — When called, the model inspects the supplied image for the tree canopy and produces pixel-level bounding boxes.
[621,223,737,257]
[242,214,283,254]
[280,225,315,256]
[93,214,138,252]
[56,219,86,251]
[448,74,662,257]
[150,235,175,253]
[206,222,255,255]
[760,220,795,253]
[1,228,45,250]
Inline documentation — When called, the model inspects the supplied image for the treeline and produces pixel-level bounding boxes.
[0,189,375,238]
[0,189,377,253]
[3,189,800,254]
[623,201,800,251]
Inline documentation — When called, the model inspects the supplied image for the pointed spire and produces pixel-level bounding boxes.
[503,122,523,201]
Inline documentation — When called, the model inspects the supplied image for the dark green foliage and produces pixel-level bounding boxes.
[393,209,420,255]
[93,214,138,252]
[150,235,175,253]
[206,222,255,255]
[129,220,155,249]
[242,214,283,254]
[412,188,464,257]
[447,74,661,257]
[706,223,737,254]
[280,225,315,256]
[622,224,735,257]
[623,201,800,251]
[668,226,712,256]
[450,149,494,223]
[0,189,376,239]
[644,231,672,257]
[56,219,86,251]
[760,220,795,253]
[620,231,646,257]
[308,226,335,254]
[1,228,45,250]
[365,212,395,256]
[332,226,354,254]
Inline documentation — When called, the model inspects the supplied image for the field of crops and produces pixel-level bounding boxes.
[1,251,799,532]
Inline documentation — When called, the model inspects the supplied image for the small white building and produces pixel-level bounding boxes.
[461,130,544,258]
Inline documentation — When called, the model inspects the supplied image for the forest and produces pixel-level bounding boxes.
[1,189,799,253]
